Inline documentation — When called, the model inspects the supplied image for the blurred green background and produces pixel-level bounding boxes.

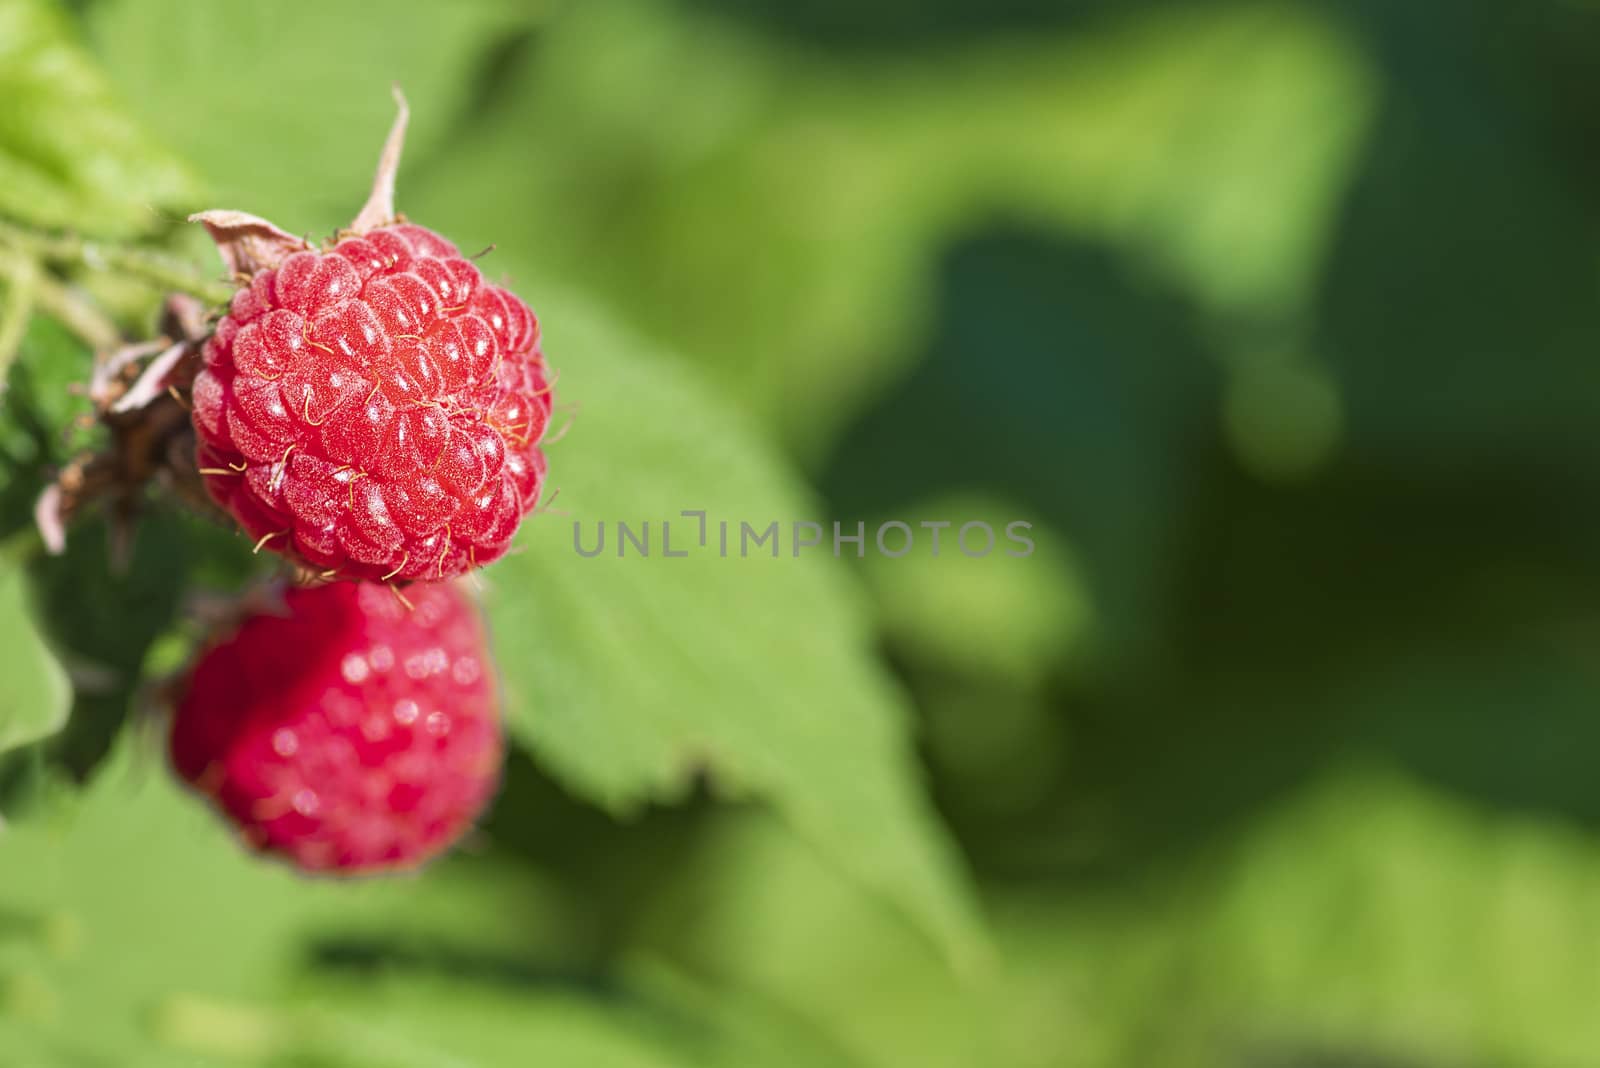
[2,0,1600,1064]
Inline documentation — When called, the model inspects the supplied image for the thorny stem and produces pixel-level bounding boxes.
[0,218,234,306]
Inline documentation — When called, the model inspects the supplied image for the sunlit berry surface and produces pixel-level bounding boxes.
[192,223,552,582]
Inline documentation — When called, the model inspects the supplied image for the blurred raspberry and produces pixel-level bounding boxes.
[170,580,503,874]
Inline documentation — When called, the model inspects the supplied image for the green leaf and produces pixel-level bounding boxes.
[265,977,736,1068]
[0,739,857,1067]
[0,560,69,758]
[483,290,988,973]
[0,312,97,461]
[83,0,540,231]
[0,0,199,235]
[0,739,346,1060]
[143,960,859,1068]
[24,511,190,782]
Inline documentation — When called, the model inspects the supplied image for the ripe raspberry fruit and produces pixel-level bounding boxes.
[170,580,502,874]
[188,92,553,581]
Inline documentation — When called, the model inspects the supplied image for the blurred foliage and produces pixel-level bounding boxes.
[0,0,197,236]
[83,0,534,231]
[1,0,1599,1064]
[0,744,848,1067]
[0,564,67,759]
[83,0,1373,460]
[857,494,1088,687]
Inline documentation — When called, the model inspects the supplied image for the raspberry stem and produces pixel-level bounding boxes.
[0,219,234,306]
[0,244,121,355]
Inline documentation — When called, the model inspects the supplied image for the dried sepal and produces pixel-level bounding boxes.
[350,86,411,234]
[189,210,311,278]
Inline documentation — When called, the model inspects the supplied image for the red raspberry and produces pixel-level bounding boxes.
[170,580,503,874]
[187,92,553,581]
[191,223,553,581]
